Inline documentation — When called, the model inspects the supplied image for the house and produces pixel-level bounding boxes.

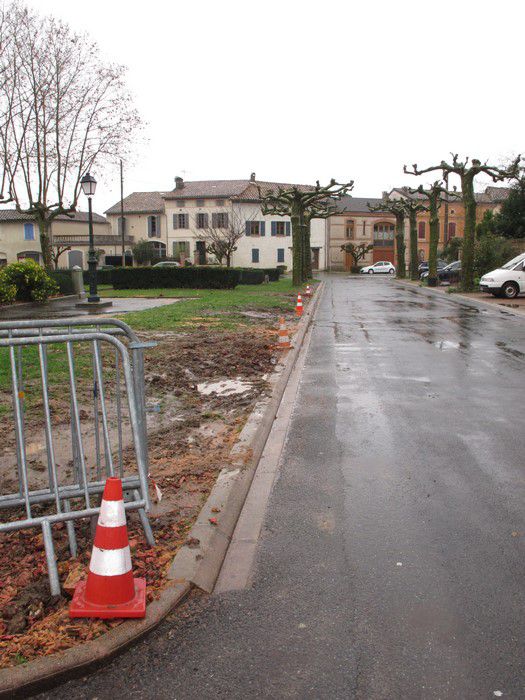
[105,174,327,270]
[0,210,120,268]
[327,186,511,271]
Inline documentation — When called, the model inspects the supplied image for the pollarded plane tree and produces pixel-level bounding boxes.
[406,182,460,286]
[0,3,142,267]
[399,196,429,281]
[403,155,520,291]
[259,179,354,285]
[367,197,408,279]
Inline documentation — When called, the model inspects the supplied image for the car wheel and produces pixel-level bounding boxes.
[502,282,519,299]
[368,269,374,274]
[388,269,394,274]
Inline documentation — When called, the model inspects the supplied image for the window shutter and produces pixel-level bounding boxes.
[223,213,229,228]
[245,221,251,236]
[260,221,265,236]
[271,222,277,236]
[285,222,291,236]
[212,213,217,228]
[418,221,425,239]
[147,216,153,236]
[204,213,209,228]
[173,214,178,230]
[156,215,161,237]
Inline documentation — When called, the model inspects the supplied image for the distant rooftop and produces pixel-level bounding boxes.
[0,209,107,224]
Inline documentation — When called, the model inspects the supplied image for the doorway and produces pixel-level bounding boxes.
[196,241,207,265]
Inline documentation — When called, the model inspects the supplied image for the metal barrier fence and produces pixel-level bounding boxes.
[0,318,156,595]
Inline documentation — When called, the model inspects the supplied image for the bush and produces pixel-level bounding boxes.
[350,265,363,273]
[0,260,58,303]
[48,269,75,295]
[262,267,282,282]
[276,264,288,272]
[0,275,16,305]
[234,268,265,285]
[474,233,516,277]
[112,266,240,290]
[82,268,114,286]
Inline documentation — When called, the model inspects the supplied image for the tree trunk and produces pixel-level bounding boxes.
[461,176,476,292]
[427,197,440,287]
[291,206,303,286]
[225,253,231,267]
[37,217,53,269]
[303,218,312,280]
[395,214,406,278]
[409,211,418,280]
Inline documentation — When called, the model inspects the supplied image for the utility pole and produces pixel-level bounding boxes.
[443,170,449,247]
[120,159,125,267]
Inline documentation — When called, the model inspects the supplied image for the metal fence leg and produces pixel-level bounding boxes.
[63,498,77,558]
[134,489,155,546]
[41,519,60,596]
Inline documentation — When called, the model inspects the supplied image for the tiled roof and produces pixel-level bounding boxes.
[105,191,168,215]
[163,179,315,202]
[0,209,107,223]
[476,186,511,203]
[332,196,390,214]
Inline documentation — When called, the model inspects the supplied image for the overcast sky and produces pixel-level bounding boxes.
[34,0,525,214]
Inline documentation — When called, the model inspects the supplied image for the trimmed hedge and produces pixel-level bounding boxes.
[111,266,240,290]
[234,268,265,285]
[48,270,75,295]
[262,267,282,282]
[82,269,114,286]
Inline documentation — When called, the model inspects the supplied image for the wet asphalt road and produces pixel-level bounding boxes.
[39,276,525,700]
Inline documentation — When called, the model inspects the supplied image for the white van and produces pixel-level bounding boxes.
[479,252,525,298]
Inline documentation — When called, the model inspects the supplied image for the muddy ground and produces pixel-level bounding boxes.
[0,319,296,668]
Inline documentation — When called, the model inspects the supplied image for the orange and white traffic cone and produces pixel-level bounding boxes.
[295,294,303,317]
[305,285,312,298]
[69,477,146,619]
[277,317,291,349]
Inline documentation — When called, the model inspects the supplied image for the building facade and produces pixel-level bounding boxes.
[327,186,511,271]
[0,210,120,268]
[105,175,327,270]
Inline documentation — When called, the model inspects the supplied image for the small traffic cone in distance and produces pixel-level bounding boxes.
[69,477,146,619]
[305,284,312,298]
[277,316,291,349]
[295,294,303,317]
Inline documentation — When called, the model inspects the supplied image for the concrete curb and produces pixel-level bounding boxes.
[0,582,191,699]
[394,279,524,318]
[167,282,324,592]
[0,283,323,697]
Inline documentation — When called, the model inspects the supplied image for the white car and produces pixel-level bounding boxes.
[479,252,525,299]
[360,261,396,275]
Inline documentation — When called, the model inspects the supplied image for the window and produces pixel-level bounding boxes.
[174,199,185,207]
[197,213,209,228]
[196,198,205,207]
[173,213,189,229]
[18,251,40,262]
[252,248,260,263]
[173,241,190,261]
[215,199,226,207]
[212,212,229,228]
[147,215,160,238]
[418,221,426,239]
[118,217,126,236]
[345,220,355,239]
[448,222,456,239]
[271,221,290,236]
[373,222,395,246]
[277,248,285,263]
[24,223,35,241]
[246,221,265,236]
[151,241,166,259]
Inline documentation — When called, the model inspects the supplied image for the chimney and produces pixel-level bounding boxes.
[250,172,256,182]
[382,191,388,200]
[175,176,184,190]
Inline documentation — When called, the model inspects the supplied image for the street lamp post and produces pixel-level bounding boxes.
[81,172,99,303]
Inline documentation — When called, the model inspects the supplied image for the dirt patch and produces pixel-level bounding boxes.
[0,323,293,668]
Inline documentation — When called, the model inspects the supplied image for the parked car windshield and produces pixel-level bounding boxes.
[444,261,460,270]
[501,253,525,270]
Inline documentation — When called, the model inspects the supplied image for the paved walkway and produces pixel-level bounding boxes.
[39,275,525,699]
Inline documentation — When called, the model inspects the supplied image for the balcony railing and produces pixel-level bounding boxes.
[53,234,135,246]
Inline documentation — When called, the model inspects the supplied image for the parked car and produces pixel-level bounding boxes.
[421,260,461,283]
[418,259,447,276]
[479,252,525,299]
[152,260,181,268]
[360,261,396,275]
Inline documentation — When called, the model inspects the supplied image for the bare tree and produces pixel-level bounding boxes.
[340,242,373,270]
[51,243,71,269]
[404,155,520,291]
[199,207,253,267]
[368,198,408,278]
[259,179,354,284]
[0,2,142,267]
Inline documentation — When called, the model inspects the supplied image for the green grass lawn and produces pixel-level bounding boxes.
[104,279,309,331]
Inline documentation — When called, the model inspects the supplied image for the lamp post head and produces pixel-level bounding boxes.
[81,172,97,197]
